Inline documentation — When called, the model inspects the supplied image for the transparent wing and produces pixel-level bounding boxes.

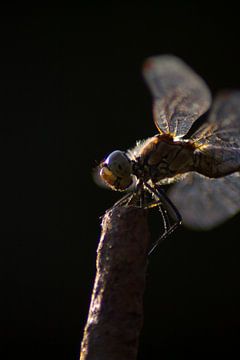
[191,91,240,178]
[143,55,212,137]
[168,172,240,230]
[192,91,240,147]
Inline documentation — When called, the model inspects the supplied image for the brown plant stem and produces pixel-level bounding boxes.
[80,205,150,360]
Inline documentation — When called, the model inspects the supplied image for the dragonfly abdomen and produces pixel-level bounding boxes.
[194,145,240,178]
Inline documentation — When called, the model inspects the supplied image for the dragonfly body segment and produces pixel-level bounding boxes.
[129,133,195,184]
[194,143,240,178]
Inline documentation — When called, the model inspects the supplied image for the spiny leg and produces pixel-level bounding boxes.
[143,182,182,255]
[158,201,170,234]
[112,181,144,210]
[112,191,135,209]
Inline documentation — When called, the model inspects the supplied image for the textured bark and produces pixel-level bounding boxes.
[80,205,150,360]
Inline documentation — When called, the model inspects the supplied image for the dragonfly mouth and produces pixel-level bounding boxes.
[100,164,133,191]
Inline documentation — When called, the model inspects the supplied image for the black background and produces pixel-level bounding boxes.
[1,3,240,359]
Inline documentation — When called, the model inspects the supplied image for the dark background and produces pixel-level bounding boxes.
[1,3,240,359]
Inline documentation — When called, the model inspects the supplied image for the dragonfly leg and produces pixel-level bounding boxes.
[112,192,133,208]
[111,181,143,209]
[143,182,182,255]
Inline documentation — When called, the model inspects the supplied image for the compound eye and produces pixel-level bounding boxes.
[100,150,133,191]
[105,150,132,177]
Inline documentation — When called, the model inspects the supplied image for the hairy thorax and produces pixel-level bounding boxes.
[134,134,196,183]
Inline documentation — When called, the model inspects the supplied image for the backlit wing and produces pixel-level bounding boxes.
[168,172,240,230]
[190,91,240,178]
[143,55,212,137]
[168,91,240,229]
[192,91,240,147]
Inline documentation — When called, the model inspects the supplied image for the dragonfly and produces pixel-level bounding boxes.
[98,55,240,254]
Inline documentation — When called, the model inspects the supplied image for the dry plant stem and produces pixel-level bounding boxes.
[80,205,150,360]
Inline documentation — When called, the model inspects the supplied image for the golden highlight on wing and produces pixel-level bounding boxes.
[143,55,212,137]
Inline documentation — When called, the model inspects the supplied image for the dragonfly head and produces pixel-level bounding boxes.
[100,150,133,191]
